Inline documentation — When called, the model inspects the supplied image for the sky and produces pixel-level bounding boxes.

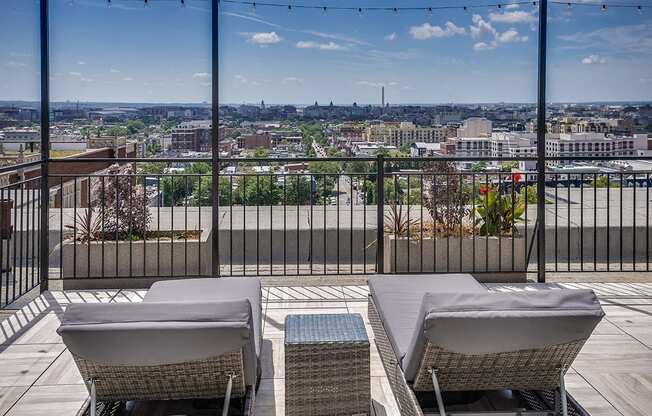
[1,0,651,104]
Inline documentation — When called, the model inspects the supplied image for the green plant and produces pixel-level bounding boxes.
[384,203,421,237]
[66,207,101,242]
[423,161,471,235]
[474,187,525,237]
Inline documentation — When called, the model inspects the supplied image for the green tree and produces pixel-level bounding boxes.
[499,161,519,171]
[238,175,281,206]
[141,162,166,175]
[191,176,233,206]
[590,175,619,188]
[284,176,312,205]
[471,161,488,172]
[253,147,270,158]
[126,119,146,135]
[161,175,192,206]
[348,160,371,174]
[104,125,128,137]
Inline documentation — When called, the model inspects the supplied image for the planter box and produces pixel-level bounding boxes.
[60,230,209,278]
[384,234,526,273]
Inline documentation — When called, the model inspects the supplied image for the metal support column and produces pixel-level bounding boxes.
[211,0,221,278]
[376,155,384,274]
[536,0,548,283]
[39,0,50,292]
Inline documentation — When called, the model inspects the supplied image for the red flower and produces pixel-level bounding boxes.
[479,185,489,196]
[512,172,523,183]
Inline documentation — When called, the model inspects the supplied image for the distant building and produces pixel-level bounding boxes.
[545,133,647,160]
[457,117,492,138]
[171,120,212,152]
[365,122,447,148]
[410,142,442,157]
[237,132,271,150]
[351,142,397,157]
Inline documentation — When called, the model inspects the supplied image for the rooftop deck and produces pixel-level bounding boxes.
[0,279,650,416]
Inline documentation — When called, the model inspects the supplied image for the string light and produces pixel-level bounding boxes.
[215,1,644,14]
[107,0,111,8]
[181,0,186,6]
[144,0,149,7]
[427,7,433,17]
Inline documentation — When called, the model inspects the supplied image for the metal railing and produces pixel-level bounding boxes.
[0,174,44,308]
[38,155,652,285]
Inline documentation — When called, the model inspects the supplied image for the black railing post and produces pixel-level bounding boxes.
[39,0,50,292]
[536,0,548,283]
[376,155,384,274]
[211,0,220,278]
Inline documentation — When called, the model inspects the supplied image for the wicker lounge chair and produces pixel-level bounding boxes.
[367,274,604,416]
[58,278,262,416]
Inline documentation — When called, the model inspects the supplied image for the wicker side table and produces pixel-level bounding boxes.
[285,313,370,416]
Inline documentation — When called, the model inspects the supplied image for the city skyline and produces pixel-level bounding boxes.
[1,0,651,104]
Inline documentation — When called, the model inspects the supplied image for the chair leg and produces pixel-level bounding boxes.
[87,378,96,416]
[430,369,447,416]
[221,375,233,416]
[559,368,568,416]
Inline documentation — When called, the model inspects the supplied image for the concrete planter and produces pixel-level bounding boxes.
[384,234,526,274]
[60,230,209,278]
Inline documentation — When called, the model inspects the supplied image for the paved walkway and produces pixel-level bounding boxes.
[0,282,650,415]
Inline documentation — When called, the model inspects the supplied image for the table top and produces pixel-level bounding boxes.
[285,313,369,345]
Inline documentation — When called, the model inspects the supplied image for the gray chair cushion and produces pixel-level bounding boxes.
[58,299,259,385]
[402,289,604,381]
[145,278,263,359]
[368,274,486,373]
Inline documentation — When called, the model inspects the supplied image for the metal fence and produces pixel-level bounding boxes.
[40,156,652,286]
[0,175,43,308]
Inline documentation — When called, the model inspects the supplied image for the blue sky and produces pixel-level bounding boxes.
[1,0,651,104]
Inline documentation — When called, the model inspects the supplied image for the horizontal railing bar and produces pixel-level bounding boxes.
[48,155,652,164]
[0,160,43,174]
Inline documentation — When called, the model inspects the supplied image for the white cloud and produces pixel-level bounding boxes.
[234,74,248,84]
[193,72,211,79]
[5,61,26,68]
[489,10,536,24]
[470,15,528,51]
[581,54,607,64]
[282,77,304,84]
[109,68,120,73]
[223,11,371,46]
[356,80,398,88]
[248,31,282,45]
[384,32,397,41]
[68,71,82,77]
[470,14,497,39]
[296,41,347,51]
[496,29,529,43]
[122,77,134,81]
[409,22,466,40]
[473,42,495,51]
[77,61,86,65]
[559,23,652,54]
